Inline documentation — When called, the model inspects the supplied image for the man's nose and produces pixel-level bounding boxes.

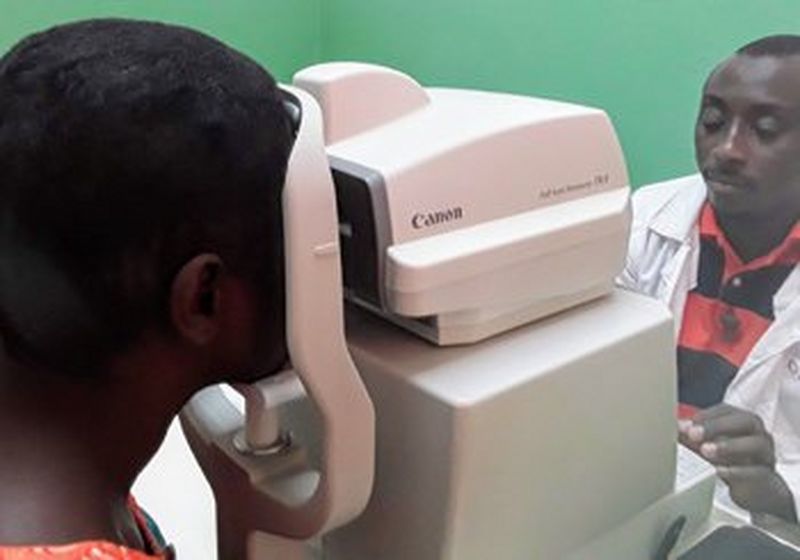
[711,119,748,167]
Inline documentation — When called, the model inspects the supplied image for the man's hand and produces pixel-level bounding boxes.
[679,403,797,523]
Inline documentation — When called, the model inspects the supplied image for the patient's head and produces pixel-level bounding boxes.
[695,34,800,222]
[0,19,293,384]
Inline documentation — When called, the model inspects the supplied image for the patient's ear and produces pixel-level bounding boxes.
[170,254,225,346]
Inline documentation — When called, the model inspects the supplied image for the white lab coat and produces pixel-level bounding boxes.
[618,174,800,514]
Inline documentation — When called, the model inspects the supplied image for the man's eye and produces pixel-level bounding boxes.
[753,115,781,139]
[699,106,724,131]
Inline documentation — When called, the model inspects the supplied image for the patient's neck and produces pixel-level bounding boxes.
[0,348,189,549]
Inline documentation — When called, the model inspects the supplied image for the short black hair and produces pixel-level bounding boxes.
[737,34,800,57]
[0,19,294,376]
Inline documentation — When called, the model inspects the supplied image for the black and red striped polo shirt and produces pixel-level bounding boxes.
[677,202,800,408]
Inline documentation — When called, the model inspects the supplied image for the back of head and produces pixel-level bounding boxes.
[737,34,800,58]
[0,19,293,377]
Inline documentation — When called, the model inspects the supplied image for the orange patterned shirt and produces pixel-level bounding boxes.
[0,542,162,559]
[0,498,170,560]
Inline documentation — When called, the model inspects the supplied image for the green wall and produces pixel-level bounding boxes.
[0,0,321,82]
[2,2,799,186]
[321,1,800,187]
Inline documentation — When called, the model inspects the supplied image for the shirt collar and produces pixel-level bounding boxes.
[648,175,707,242]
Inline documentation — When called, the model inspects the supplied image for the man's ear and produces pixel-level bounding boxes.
[170,254,225,346]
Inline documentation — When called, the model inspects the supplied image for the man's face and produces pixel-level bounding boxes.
[227,272,288,385]
[695,54,800,220]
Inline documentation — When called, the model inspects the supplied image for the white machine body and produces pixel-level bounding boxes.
[180,63,714,560]
[295,63,631,344]
[326,289,689,560]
